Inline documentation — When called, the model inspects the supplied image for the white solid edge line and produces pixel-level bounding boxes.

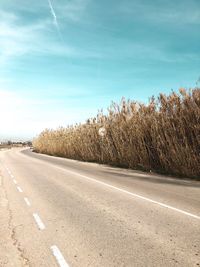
[52,165,200,220]
[19,152,200,220]
[33,213,45,230]
[13,179,17,184]
[51,245,69,267]
[17,186,23,193]
[24,197,31,206]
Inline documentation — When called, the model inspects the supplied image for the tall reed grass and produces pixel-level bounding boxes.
[33,88,200,178]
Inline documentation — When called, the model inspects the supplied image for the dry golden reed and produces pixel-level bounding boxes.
[33,88,200,178]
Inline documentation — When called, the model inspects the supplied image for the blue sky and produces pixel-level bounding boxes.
[0,0,200,140]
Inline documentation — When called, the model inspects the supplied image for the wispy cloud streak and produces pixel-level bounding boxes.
[47,0,63,40]
[48,0,57,26]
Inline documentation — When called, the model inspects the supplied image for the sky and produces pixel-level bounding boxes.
[0,0,200,141]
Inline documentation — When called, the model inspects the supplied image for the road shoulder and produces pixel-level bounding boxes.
[0,172,27,267]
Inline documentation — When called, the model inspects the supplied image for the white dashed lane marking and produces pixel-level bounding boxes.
[51,245,70,267]
[17,186,23,193]
[33,213,45,230]
[4,164,70,267]
[24,197,31,206]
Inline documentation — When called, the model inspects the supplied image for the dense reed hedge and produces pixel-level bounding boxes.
[33,88,200,178]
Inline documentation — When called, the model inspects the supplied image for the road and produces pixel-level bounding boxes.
[0,148,199,267]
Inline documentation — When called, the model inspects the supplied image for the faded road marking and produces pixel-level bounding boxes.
[24,197,31,206]
[51,245,69,267]
[17,186,23,193]
[33,213,45,230]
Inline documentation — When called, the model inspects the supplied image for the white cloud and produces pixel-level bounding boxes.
[0,5,100,141]
[120,0,200,25]
[58,0,90,22]
[0,10,18,22]
[0,89,96,141]
[0,12,74,65]
[0,6,101,68]
[0,14,37,63]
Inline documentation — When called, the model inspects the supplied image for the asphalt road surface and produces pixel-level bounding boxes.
[0,148,199,267]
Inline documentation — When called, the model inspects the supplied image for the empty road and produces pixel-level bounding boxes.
[0,148,199,267]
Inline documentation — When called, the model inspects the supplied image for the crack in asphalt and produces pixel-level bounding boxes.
[3,174,30,267]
